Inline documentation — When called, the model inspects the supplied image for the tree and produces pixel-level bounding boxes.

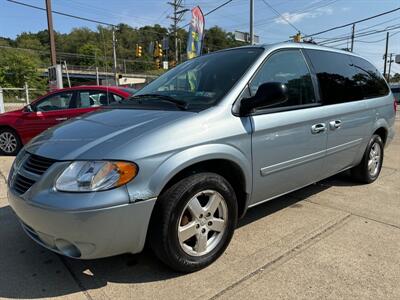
[0,48,46,89]
[389,73,400,83]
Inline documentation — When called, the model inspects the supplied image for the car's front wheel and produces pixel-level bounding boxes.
[149,172,238,272]
[0,128,21,156]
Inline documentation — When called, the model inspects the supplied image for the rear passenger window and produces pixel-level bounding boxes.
[77,91,109,108]
[350,56,389,98]
[305,49,363,104]
[250,49,316,108]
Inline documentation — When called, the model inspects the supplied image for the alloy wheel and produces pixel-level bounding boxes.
[178,189,228,257]
[368,142,381,177]
[0,132,18,154]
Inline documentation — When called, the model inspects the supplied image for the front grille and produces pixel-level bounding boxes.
[23,154,55,175]
[13,174,36,194]
[12,153,56,195]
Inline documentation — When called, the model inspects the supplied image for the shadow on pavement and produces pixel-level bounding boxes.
[0,174,354,299]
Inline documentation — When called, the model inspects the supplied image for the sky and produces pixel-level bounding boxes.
[0,0,399,73]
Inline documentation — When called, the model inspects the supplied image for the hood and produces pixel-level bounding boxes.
[25,108,193,160]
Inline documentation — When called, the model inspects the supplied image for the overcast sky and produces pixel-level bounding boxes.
[0,0,399,73]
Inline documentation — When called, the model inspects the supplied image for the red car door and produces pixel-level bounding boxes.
[16,90,76,141]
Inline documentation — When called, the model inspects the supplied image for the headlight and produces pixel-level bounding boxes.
[55,161,138,192]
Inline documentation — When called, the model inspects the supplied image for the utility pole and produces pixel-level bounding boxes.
[168,0,188,63]
[45,0,57,65]
[383,32,389,79]
[388,53,394,82]
[250,0,254,44]
[350,23,355,52]
[112,28,118,86]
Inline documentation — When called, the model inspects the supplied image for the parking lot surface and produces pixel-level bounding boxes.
[0,118,399,300]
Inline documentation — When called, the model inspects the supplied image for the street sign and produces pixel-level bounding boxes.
[234,31,260,44]
[163,61,169,70]
[395,54,400,64]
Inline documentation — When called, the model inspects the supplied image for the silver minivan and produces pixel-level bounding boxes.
[8,43,396,272]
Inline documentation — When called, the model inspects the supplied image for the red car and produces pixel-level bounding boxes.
[0,86,134,155]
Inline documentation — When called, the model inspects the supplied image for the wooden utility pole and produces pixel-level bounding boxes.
[250,0,254,44]
[383,32,389,79]
[45,0,57,66]
[168,0,188,63]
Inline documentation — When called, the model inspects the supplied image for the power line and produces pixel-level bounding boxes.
[260,0,302,34]
[204,0,234,16]
[6,0,169,37]
[178,0,236,30]
[303,7,400,39]
[313,17,399,40]
[252,0,339,30]
[319,24,400,45]
[6,0,116,27]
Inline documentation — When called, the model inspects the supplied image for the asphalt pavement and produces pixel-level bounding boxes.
[0,118,399,300]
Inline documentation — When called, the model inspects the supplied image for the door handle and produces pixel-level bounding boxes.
[329,120,342,130]
[55,117,68,121]
[311,123,326,134]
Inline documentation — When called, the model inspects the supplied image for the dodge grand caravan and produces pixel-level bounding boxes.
[8,43,396,272]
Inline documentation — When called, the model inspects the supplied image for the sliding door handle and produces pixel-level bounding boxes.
[329,120,342,130]
[311,123,326,134]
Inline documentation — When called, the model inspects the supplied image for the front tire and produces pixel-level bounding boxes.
[0,128,22,156]
[351,134,384,183]
[149,172,238,273]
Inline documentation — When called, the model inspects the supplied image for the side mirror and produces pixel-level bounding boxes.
[23,104,34,113]
[240,82,288,116]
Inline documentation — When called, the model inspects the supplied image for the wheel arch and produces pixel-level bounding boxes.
[149,144,252,218]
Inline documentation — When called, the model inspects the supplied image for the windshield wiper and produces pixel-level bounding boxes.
[128,94,188,110]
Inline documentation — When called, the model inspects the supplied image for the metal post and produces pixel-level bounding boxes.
[64,61,71,88]
[178,38,181,63]
[350,23,355,52]
[112,28,118,86]
[0,87,4,114]
[96,67,100,85]
[383,32,389,79]
[45,0,57,66]
[24,82,30,104]
[250,0,254,45]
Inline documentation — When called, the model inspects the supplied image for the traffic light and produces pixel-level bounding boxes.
[157,43,163,57]
[135,44,142,57]
[155,58,161,69]
[154,41,163,58]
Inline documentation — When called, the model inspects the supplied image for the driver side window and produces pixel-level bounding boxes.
[249,49,316,108]
[36,92,74,112]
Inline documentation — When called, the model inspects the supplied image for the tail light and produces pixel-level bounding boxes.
[394,97,398,114]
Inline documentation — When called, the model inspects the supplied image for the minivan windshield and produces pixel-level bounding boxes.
[119,48,263,111]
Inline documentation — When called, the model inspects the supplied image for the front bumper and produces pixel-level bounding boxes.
[8,189,156,259]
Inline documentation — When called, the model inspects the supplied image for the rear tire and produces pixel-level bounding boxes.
[351,134,383,183]
[0,128,22,156]
[149,172,237,273]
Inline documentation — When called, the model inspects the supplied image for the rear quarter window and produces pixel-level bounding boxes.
[349,56,389,99]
